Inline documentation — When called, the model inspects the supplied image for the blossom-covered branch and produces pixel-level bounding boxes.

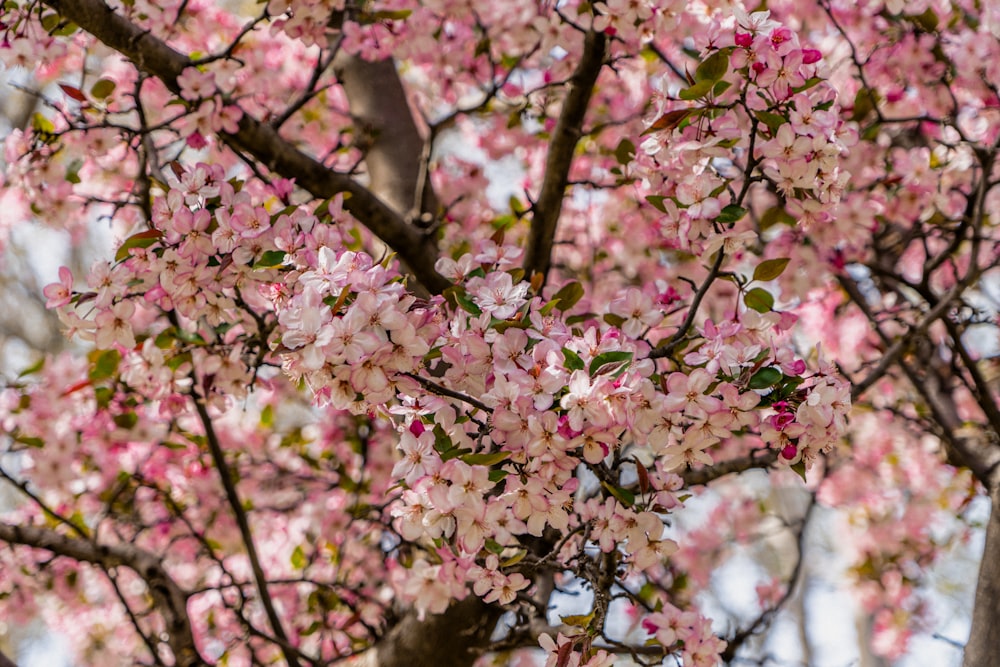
[41,0,450,294]
[0,523,200,666]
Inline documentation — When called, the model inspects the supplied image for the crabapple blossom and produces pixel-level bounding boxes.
[10,0,997,666]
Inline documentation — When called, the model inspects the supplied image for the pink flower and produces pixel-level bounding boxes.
[177,67,216,101]
[43,266,73,309]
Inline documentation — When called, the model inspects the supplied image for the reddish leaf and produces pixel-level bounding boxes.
[642,108,693,135]
[636,462,650,495]
[556,640,574,667]
[59,83,87,102]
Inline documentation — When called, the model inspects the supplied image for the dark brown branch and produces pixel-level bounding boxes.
[681,449,779,488]
[42,0,450,295]
[191,395,306,667]
[0,523,202,666]
[0,649,18,667]
[523,29,606,284]
[839,275,1000,489]
[848,280,963,400]
[651,250,726,359]
[403,372,493,414]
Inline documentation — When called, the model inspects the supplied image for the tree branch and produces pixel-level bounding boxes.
[332,53,437,220]
[523,29,606,284]
[839,275,1000,489]
[681,450,779,488]
[0,523,202,666]
[722,492,817,663]
[192,395,306,667]
[42,0,450,295]
[343,596,503,667]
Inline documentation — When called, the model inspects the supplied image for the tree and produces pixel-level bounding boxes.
[0,0,996,665]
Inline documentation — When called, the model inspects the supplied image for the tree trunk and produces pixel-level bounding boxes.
[344,596,503,667]
[964,488,1000,667]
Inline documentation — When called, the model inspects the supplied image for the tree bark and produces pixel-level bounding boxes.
[333,54,436,220]
[343,597,503,667]
[964,488,1000,667]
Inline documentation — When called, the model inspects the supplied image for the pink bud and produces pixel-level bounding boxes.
[186,130,208,149]
[781,444,798,460]
[801,49,822,64]
[409,420,425,436]
[735,32,752,48]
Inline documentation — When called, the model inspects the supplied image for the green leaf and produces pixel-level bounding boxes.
[94,386,113,409]
[790,460,808,482]
[17,358,45,379]
[560,611,596,628]
[752,257,790,282]
[603,313,625,328]
[112,412,138,429]
[562,347,585,372]
[90,79,116,100]
[502,549,527,567]
[89,348,121,380]
[432,424,453,454]
[552,282,584,312]
[508,195,526,216]
[290,545,307,569]
[744,287,774,313]
[760,206,796,230]
[565,313,596,325]
[31,113,55,136]
[754,110,786,133]
[695,48,731,83]
[913,8,939,31]
[314,197,334,219]
[717,205,747,223]
[852,88,880,122]
[432,424,467,461]
[52,21,79,37]
[601,481,636,508]
[792,76,823,94]
[115,229,163,262]
[614,138,636,165]
[484,538,504,555]
[646,195,668,213]
[460,451,511,467]
[678,79,715,100]
[589,350,633,377]
[368,8,412,20]
[14,435,44,448]
[65,158,84,184]
[444,286,482,316]
[254,249,286,268]
[488,469,510,483]
[454,290,483,315]
[748,367,783,390]
[260,404,274,428]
